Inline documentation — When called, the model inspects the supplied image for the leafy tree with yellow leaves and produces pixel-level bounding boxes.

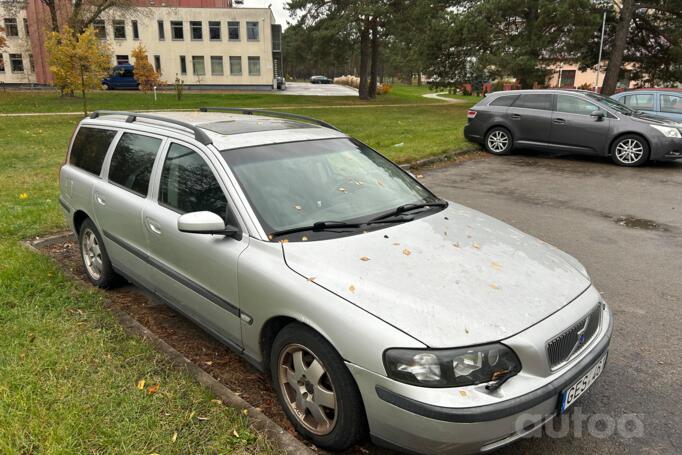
[131,44,163,93]
[45,26,112,115]
[0,26,7,51]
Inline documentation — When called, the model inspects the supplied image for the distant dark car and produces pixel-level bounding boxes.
[102,64,139,90]
[611,89,682,122]
[464,89,682,166]
[310,75,332,84]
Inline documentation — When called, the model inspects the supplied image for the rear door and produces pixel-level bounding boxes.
[549,94,611,154]
[660,93,682,121]
[143,141,248,349]
[506,93,554,146]
[94,131,164,289]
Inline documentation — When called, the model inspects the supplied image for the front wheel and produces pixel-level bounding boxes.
[484,127,513,155]
[271,323,366,450]
[610,135,650,167]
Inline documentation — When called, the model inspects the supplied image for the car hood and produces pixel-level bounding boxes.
[631,111,682,127]
[282,203,591,347]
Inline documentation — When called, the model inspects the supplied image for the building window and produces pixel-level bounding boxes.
[0,54,5,73]
[23,18,29,36]
[179,56,187,75]
[154,55,161,74]
[116,55,129,65]
[246,21,259,41]
[171,21,184,40]
[10,54,24,73]
[228,21,240,41]
[28,54,34,73]
[192,56,205,76]
[559,70,576,87]
[248,56,260,76]
[4,18,19,37]
[131,20,139,39]
[209,21,221,40]
[93,19,106,39]
[157,20,165,40]
[229,56,242,75]
[113,20,126,39]
[190,21,202,40]
[210,56,223,76]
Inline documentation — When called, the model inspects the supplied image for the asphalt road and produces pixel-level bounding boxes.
[419,151,681,454]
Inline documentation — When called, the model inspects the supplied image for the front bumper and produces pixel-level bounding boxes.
[648,134,682,160]
[348,295,613,454]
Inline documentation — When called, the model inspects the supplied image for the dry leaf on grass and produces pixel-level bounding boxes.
[147,383,159,394]
[171,432,178,443]
[136,379,145,390]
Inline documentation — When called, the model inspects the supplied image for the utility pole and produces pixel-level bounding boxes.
[594,11,606,92]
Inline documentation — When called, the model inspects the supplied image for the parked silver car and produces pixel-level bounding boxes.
[60,108,612,454]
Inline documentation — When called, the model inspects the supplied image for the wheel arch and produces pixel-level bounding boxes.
[72,209,91,234]
[607,132,651,157]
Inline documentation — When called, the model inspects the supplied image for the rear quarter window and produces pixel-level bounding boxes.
[69,127,118,176]
[489,95,519,107]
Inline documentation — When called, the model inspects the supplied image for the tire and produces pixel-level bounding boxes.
[610,134,650,167]
[270,323,366,450]
[484,127,513,155]
[78,219,121,289]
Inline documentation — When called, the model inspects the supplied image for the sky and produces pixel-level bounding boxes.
[241,0,291,28]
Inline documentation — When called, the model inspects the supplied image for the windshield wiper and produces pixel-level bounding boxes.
[368,200,448,222]
[270,221,364,238]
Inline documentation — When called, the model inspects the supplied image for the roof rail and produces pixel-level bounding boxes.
[198,107,340,131]
[89,110,213,145]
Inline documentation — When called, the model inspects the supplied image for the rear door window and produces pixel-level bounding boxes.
[490,95,518,107]
[512,93,553,110]
[660,94,682,114]
[69,127,117,176]
[108,132,162,196]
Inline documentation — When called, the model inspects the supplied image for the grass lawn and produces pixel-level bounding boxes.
[0,83,437,114]
[0,88,477,453]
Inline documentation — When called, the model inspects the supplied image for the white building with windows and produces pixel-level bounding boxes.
[0,1,283,89]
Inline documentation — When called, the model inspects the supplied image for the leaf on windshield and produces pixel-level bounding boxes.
[376,179,384,187]
[301,236,308,241]
[403,248,411,256]
[294,204,302,211]
[338,187,347,193]
[416,174,424,179]
[491,261,502,270]
[348,284,356,293]
[472,242,481,249]
[452,242,460,248]
[360,256,370,261]
[490,283,500,290]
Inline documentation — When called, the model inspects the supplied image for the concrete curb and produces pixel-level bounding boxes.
[400,145,482,170]
[21,233,315,455]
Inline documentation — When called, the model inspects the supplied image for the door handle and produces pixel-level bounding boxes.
[95,193,106,206]
[553,118,566,124]
[510,114,521,120]
[146,218,162,235]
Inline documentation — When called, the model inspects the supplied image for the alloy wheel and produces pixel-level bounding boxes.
[81,228,103,281]
[278,343,337,435]
[487,130,509,153]
[615,139,644,164]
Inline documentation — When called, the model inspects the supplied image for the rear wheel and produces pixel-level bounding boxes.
[610,135,650,167]
[271,323,366,450]
[78,219,121,288]
[484,127,513,155]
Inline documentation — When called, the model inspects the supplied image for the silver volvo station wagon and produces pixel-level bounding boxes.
[59,109,613,454]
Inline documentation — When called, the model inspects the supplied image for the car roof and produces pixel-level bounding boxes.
[487,88,595,96]
[82,111,347,151]
[622,88,682,94]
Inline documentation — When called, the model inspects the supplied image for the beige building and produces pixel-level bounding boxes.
[0,2,282,89]
[545,62,636,91]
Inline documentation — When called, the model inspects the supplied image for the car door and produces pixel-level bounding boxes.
[549,94,612,154]
[143,141,248,350]
[506,93,554,146]
[659,93,682,122]
[94,131,165,290]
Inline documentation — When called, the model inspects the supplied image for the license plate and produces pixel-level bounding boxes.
[560,353,607,413]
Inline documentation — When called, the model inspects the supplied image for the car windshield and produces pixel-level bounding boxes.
[220,138,438,239]
[585,92,634,115]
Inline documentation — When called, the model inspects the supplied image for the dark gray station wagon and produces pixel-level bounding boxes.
[464,89,682,166]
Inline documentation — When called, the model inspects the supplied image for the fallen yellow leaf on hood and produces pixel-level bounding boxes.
[360,256,370,261]
[402,248,411,256]
[348,284,356,293]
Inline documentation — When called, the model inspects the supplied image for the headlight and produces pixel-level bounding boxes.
[384,344,521,387]
[651,125,682,138]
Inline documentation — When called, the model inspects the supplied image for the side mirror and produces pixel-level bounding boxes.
[177,211,241,239]
[591,110,606,120]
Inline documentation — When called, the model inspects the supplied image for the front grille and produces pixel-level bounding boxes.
[547,304,602,370]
